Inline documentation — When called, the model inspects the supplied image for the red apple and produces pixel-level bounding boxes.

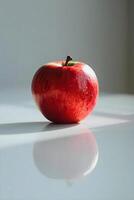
[31,56,99,123]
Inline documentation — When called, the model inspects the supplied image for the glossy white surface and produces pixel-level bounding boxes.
[0,89,134,199]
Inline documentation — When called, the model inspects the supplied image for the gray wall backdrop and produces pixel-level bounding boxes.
[0,0,129,93]
[128,0,134,93]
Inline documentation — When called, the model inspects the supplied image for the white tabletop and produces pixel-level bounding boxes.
[0,89,134,200]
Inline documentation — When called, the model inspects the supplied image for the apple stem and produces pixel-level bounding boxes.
[64,56,73,66]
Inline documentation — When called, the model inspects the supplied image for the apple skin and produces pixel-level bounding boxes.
[31,60,99,123]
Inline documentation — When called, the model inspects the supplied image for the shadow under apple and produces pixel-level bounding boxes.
[0,121,77,135]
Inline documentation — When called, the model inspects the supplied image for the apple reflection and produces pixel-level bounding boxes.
[33,126,98,180]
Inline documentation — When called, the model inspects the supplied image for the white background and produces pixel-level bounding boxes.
[1,0,132,93]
